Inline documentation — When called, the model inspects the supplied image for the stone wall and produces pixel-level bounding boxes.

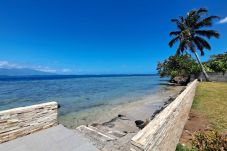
[0,102,58,143]
[197,72,227,82]
[131,80,198,151]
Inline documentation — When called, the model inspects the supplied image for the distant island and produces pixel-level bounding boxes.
[0,68,55,76]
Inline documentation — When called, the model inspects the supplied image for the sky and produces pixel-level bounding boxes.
[0,0,227,74]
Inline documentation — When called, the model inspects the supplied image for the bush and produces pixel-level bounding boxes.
[192,130,227,151]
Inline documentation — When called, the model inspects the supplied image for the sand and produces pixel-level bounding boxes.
[59,85,183,127]
[59,85,184,150]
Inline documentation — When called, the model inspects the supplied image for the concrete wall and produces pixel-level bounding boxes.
[131,80,198,151]
[0,102,58,143]
[198,72,227,82]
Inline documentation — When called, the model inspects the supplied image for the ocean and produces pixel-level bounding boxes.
[0,74,170,127]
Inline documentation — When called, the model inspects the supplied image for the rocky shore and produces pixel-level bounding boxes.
[70,85,185,151]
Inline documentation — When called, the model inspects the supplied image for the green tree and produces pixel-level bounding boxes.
[169,8,220,81]
[157,54,200,80]
[206,52,227,74]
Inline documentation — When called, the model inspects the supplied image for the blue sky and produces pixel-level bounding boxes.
[0,0,227,74]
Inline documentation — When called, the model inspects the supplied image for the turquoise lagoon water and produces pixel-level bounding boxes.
[0,75,168,116]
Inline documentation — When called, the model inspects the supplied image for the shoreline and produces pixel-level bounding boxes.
[59,85,185,150]
[59,85,184,129]
[0,81,186,150]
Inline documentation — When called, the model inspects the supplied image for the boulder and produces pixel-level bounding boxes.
[171,76,190,85]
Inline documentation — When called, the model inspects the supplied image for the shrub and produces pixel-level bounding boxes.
[192,130,227,151]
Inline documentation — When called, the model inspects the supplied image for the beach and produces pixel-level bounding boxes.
[0,75,184,129]
[59,84,183,128]
[0,75,185,150]
[0,75,184,150]
[61,84,184,150]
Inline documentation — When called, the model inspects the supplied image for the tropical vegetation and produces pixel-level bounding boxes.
[157,54,200,82]
[205,52,227,74]
[157,52,227,83]
[169,8,220,81]
[192,130,227,151]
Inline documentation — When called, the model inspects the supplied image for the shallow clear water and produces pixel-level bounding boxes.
[0,75,168,116]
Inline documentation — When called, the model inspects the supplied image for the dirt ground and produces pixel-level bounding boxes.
[179,111,210,146]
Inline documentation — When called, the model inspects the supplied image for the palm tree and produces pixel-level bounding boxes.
[169,8,220,81]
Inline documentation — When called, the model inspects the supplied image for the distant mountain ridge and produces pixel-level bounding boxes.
[0,68,55,76]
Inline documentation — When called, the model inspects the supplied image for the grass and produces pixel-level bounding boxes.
[176,144,197,151]
[192,82,227,132]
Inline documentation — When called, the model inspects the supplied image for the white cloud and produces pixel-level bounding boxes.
[219,17,227,24]
[34,67,57,73]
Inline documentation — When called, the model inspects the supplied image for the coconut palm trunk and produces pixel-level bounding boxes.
[193,51,210,81]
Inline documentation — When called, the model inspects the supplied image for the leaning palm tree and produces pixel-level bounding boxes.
[169,8,220,81]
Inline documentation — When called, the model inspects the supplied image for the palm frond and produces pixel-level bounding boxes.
[186,8,207,26]
[176,40,187,55]
[195,16,220,28]
[193,38,204,51]
[187,9,198,19]
[193,39,205,55]
[170,18,185,30]
[169,36,179,47]
[196,8,208,15]
[180,16,185,23]
[171,18,179,23]
[195,30,220,39]
[187,10,196,16]
[187,42,203,56]
[194,36,211,51]
[169,31,181,36]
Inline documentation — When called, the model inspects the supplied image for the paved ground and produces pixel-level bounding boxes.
[0,125,99,151]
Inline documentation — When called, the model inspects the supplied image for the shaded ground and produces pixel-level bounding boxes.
[180,82,227,146]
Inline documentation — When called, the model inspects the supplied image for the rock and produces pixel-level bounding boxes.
[91,123,100,127]
[118,114,126,118]
[135,120,145,129]
[171,76,190,85]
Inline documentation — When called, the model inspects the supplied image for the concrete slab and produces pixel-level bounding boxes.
[0,125,99,151]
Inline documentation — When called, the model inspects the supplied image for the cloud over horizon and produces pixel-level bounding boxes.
[219,17,227,24]
[0,61,24,69]
[0,60,72,74]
